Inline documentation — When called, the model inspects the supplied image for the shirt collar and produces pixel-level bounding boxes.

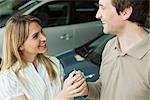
[127,34,150,59]
[113,34,150,59]
[113,37,119,50]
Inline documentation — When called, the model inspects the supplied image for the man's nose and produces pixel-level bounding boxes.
[96,9,102,20]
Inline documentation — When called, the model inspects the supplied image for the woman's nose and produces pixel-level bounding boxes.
[40,33,46,41]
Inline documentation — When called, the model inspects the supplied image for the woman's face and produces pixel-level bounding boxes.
[20,22,48,60]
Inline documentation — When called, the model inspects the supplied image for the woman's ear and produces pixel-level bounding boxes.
[120,6,133,20]
[19,45,24,51]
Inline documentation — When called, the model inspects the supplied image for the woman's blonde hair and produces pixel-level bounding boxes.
[0,15,56,80]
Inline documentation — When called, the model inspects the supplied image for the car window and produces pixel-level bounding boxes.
[0,0,4,3]
[144,13,150,28]
[76,34,115,65]
[72,1,98,24]
[88,35,114,65]
[0,0,40,28]
[30,1,70,27]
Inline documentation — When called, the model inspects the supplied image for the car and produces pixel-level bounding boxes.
[0,0,102,60]
[57,34,115,81]
[56,33,115,100]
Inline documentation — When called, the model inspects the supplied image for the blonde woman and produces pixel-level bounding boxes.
[0,15,86,100]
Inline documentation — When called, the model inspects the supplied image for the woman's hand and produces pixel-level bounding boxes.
[69,70,89,97]
[12,96,28,100]
[55,70,88,100]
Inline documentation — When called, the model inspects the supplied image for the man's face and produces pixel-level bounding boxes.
[96,0,124,34]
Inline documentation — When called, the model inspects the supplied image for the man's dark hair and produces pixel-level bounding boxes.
[111,0,149,27]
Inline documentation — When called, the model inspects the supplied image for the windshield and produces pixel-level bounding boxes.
[0,0,40,28]
[76,34,115,65]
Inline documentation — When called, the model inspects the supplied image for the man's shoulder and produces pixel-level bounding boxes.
[105,36,117,49]
[102,36,117,57]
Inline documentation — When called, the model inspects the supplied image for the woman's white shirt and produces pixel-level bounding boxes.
[0,56,64,100]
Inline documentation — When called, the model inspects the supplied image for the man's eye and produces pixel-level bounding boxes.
[99,5,105,10]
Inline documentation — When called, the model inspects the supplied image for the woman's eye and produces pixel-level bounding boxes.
[33,34,38,39]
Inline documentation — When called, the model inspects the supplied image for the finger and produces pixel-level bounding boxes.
[64,70,77,83]
[75,70,84,75]
[69,70,76,77]
[62,81,87,98]
[72,81,86,93]
[64,78,84,92]
[75,71,85,78]
[76,82,88,96]
[64,77,75,86]
[69,82,88,97]
[64,73,82,86]
[71,78,85,90]
[72,72,85,83]
[74,76,83,82]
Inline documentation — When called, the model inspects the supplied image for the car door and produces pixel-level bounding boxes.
[30,1,74,56]
[0,28,4,59]
[71,1,102,47]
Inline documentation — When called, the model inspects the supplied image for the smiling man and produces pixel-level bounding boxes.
[77,0,150,100]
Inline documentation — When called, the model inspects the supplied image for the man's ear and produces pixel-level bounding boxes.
[120,6,133,20]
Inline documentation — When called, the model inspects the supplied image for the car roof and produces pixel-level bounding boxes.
[39,0,98,1]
